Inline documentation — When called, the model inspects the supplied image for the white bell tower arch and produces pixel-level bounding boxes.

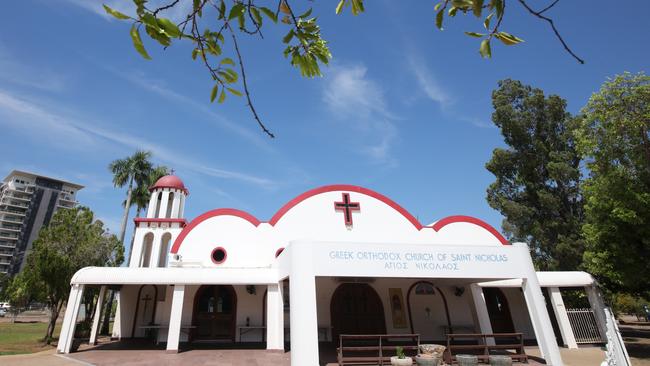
[129,174,188,268]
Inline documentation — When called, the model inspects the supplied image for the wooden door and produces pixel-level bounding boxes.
[193,285,237,341]
[331,283,386,341]
[483,288,515,333]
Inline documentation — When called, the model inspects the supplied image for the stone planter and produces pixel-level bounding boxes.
[489,355,512,366]
[391,356,414,366]
[415,354,441,366]
[456,354,479,366]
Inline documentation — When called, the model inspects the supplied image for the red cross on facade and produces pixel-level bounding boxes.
[334,193,361,226]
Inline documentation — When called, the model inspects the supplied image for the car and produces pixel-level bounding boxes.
[0,307,7,317]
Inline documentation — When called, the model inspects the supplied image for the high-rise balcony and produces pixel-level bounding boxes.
[0,216,23,224]
[0,200,29,209]
[0,208,26,216]
[0,225,21,232]
[0,233,19,240]
[0,242,16,249]
[6,193,31,202]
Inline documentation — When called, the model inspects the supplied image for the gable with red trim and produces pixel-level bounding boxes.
[170,185,508,267]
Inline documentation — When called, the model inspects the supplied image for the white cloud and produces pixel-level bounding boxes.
[0,41,66,92]
[0,89,276,188]
[407,54,451,108]
[322,63,399,166]
[107,68,274,151]
[63,0,193,22]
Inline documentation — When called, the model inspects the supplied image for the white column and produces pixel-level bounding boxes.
[57,284,85,354]
[179,195,185,218]
[266,283,284,350]
[89,286,107,345]
[158,190,170,219]
[289,244,319,366]
[170,190,181,218]
[146,193,158,218]
[585,285,607,342]
[149,232,162,268]
[515,243,564,366]
[166,285,185,353]
[470,284,495,346]
[548,287,578,349]
[129,229,146,268]
[112,290,122,339]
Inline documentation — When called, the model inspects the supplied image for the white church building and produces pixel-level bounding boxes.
[57,175,612,365]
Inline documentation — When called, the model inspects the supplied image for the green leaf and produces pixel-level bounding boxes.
[130,25,151,60]
[434,2,443,11]
[351,0,364,15]
[141,13,158,29]
[473,0,484,17]
[218,0,226,19]
[220,57,235,66]
[465,31,485,38]
[228,3,244,20]
[145,25,170,46]
[250,7,262,25]
[495,31,524,45]
[448,6,458,17]
[157,18,181,38]
[435,9,444,30]
[218,89,226,103]
[479,38,491,58]
[335,0,345,14]
[103,4,130,20]
[210,84,219,102]
[260,7,278,23]
[299,8,313,18]
[283,30,295,44]
[226,87,242,96]
[194,0,203,17]
[191,48,201,60]
[484,12,494,30]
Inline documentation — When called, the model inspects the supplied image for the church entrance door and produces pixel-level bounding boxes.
[483,288,516,336]
[330,283,386,342]
[193,285,237,342]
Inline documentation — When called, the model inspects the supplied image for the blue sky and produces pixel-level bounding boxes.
[0,0,648,253]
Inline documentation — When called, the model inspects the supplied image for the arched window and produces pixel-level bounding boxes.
[158,233,172,267]
[165,192,174,218]
[140,233,154,267]
[154,192,163,218]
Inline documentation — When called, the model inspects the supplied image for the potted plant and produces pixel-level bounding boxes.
[391,346,413,366]
[415,344,445,366]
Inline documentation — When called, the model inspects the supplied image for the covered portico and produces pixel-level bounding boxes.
[56,266,285,354]
[276,240,565,366]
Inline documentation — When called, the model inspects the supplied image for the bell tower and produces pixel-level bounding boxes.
[129,174,188,268]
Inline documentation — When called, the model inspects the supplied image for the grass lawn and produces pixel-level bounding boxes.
[0,322,60,356]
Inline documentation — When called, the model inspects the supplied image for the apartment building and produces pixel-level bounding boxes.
[0,170,83,275]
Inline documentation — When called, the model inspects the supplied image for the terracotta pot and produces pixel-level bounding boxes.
[391,356,414,366]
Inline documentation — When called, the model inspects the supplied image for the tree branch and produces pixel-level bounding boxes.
[227,24,275,138]
[153,0,181,16]
[517,0,585,64]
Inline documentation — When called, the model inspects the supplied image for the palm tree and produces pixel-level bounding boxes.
[109,150,154,244]
[101,151,154,335]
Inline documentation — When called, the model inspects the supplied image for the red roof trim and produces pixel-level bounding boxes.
[269,184,423,229]
[170,208,261,253]
[430,215,509,245]
[171,186,509,253]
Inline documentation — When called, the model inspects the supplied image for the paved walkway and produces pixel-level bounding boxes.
[0,342,607,366]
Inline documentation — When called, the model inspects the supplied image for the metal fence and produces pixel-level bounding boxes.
[566,308,602,343]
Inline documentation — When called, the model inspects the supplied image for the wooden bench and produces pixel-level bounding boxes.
[337,334,420,365]
[446,333,528,364]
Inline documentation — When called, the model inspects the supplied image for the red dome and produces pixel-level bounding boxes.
[150,175,188,194]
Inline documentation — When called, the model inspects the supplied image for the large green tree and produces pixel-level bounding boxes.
[486,79,584,270]
[9,207,123,342]
[102,0,583,137]
[576,72,650,297]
